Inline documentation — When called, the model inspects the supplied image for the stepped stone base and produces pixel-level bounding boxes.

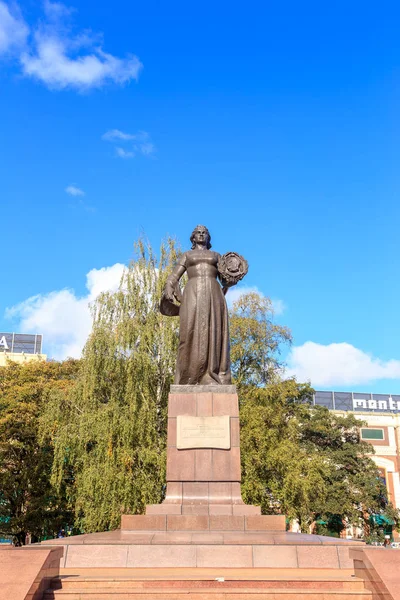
[351,547,400,599]
[0,546,63,600]
[41,529,364,569]
[146,502,261,515]
[38,387,365,570]
[158,482,248,505]
[121,514,285,531]
[43,567,379,600]
[37,385,366,586]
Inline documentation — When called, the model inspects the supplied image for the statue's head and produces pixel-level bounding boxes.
[190,225,212,249]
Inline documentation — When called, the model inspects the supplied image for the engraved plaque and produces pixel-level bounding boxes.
[176,415,230,450]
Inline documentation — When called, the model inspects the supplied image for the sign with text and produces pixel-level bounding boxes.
[177,415,230,449]
[352,397,400,412]
[314,391,400,413]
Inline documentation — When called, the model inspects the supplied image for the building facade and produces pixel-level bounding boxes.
[0,332,47,366]
[314,390,400,517]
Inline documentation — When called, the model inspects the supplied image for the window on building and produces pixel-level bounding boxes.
[361,428,384,440]
[378,468,387,487]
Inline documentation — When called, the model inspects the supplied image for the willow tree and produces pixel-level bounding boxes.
[42,239,180,533]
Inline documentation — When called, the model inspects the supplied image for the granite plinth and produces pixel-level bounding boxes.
[43,566,374,599]
[121,514,285,531]
[40,529,364,569]
[165,390,241,486]
[45,573,370,594]
[38,386,368,575]
[351,547,400,599]
[147,388,275,523]
[146,501,261,516]
[0,546,63,600]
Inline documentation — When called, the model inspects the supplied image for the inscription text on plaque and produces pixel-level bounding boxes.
[176,415,230,450]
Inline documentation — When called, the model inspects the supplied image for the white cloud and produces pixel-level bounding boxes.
[0,1,29,55]
[286,341,400,387]
[271,298,286,316]
[70,198,96,213]
[19,1,142,91]
[103,129,156,158]
[21,37,141,91]
[226,285,286,316]
[65,184,85,196]
[140,142,155,156]
[102,129,137,142]
[43,0,72,21]
[226,285,259,307]
[115,147,134,159]
[6,263,125,359]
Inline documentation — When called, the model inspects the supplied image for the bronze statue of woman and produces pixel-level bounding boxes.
[161,225,233,386]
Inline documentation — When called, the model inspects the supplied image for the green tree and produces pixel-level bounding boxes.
[0,359,80,545]
[229,292,291,387]
[240,379,399,534]
[40,242,396,541]
[42,238,181,533]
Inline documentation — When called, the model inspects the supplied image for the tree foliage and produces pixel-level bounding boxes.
[0,359,80,544]
[2,235,396,541]
[229,292,291,386]
[41,238,181,533]
[240,379,399,534]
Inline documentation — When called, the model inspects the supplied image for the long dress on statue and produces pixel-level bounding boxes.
[174,249,231,385]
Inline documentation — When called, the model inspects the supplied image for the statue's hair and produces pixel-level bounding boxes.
[190,225,212,249]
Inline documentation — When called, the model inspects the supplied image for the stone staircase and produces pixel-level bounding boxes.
[43,568,390,599]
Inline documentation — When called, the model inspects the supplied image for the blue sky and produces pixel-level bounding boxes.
[0,0,399,392]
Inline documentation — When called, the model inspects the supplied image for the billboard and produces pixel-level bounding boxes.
[0,333,43,355]
[314,390,400,414]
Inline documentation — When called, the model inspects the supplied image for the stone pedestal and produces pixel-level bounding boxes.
[39,385,366,574]
[163,386,243,506]
[121,386,284,532]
